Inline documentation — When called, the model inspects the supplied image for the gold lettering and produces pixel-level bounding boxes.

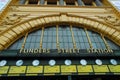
[65,49,69,53]
[87,48,91,53]
[100,49,103,53]
[76,48,80,53]
[72,49,76,53]
[91,49,94,53]
[43,49,46,53]
[28,49,34,53]
[104,49,108,53]
[19,48,23,53]
[107,49,113,53]
[61,48,64,53]
[69,49,72,53]
[23,49,29,53]
[93,49,98,53]
[38,49,42,53]
[47,49,50,53]
[34,49,39,53]
[97,49,101,53]
[58,49,61,53]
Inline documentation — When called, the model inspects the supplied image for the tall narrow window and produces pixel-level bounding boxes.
[19,0,26,4]
[40,0,45,5]
[47,0,57,5]
[29,0,38,4]
[66,0,75,5]
[59,0,64,5]
[82,0,93,6]
[95,0,103,6]
[77,0,84,6]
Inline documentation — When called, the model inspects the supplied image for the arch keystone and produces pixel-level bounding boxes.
[60,13,68,22]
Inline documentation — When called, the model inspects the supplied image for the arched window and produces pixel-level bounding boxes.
[8,25,120,50]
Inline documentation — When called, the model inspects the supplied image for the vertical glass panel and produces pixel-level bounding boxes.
[106,39,120,50]
[47,43,52,49]
[26,36,31,42]
[42,43,47,48]
[59,42,64,48]
[36,36,40,43]
[31,36,36,42]
[52,43,56,49]
[34,43,40,48]
[53,36,56,42]
[25,43,30,49]
[76,43,80,48]
[19,0,26,4]
[88,30,106,49]
[48,37,52,42]
[29,43,35,48]
[80,43,85,49]
[43,37,47,42]
[17,43,22,49]
[9,42,18,49]
[85,43,90,49]
[92,43,97,49]
[69,43,73,48]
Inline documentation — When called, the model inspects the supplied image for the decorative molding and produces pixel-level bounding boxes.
[1,14,30,25]
[10,6,20,11]
[96,15,120,26]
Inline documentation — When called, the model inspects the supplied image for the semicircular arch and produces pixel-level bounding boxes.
[0,13,120,50]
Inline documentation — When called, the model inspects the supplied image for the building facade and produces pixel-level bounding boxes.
[0,0,120,80]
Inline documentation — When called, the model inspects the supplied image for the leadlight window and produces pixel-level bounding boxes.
[8,25,120,50]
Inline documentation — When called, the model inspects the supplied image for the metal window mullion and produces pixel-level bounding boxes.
[56,25,60,49]
[70,25,76,49]
[21,33,28,49]
[40,27,44,49]
[84,28,93,49]
[101,34,110,49]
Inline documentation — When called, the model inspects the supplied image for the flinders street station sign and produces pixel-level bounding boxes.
[0,48,119,58]
[19,48,113,54]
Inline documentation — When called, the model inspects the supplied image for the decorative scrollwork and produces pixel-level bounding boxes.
[95,15,120,26]
[1,14,30,25]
